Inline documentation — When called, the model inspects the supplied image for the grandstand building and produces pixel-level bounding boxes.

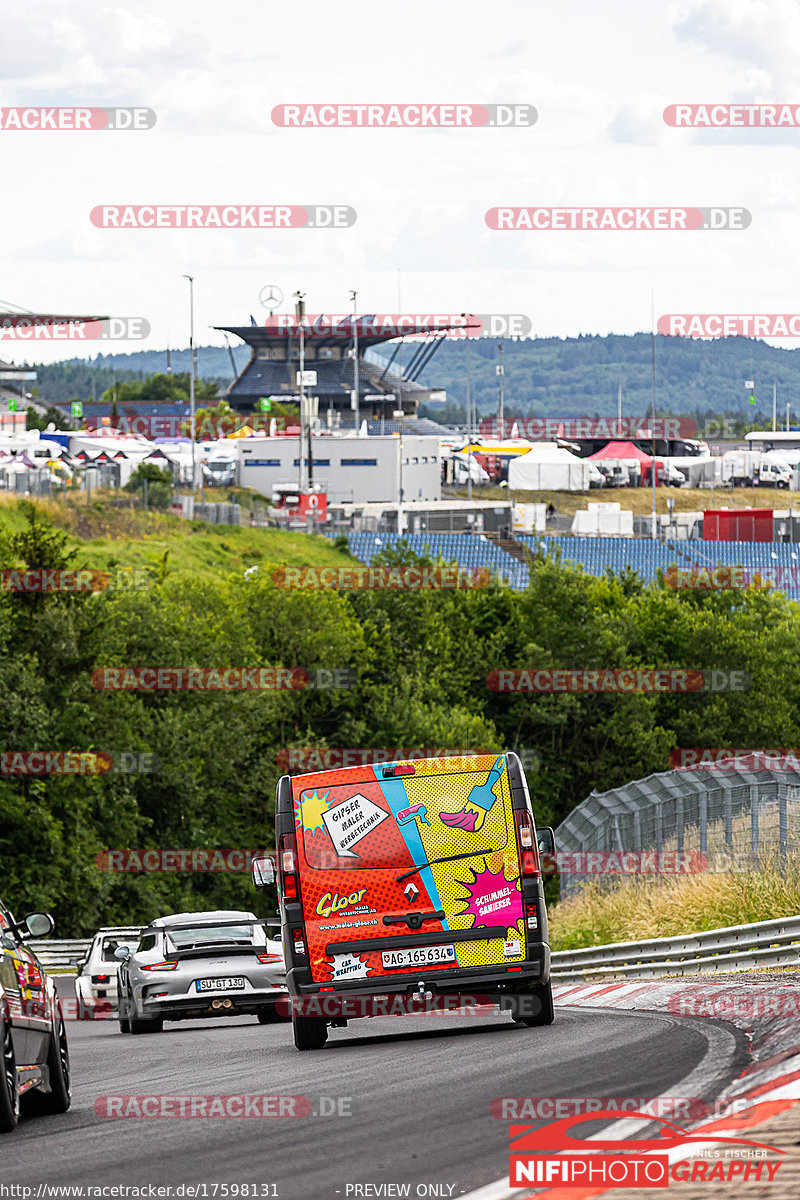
[215,315,456,423]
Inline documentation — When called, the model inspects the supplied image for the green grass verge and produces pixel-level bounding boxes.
[0,494,353,580]
[549,855,800,950]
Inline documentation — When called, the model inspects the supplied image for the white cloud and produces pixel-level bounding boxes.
[4,0,800,364]
[674,0,800,90]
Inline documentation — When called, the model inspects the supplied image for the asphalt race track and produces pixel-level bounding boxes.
[3,980,748,1199]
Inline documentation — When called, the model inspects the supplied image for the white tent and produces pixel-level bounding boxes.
[508,444,600,491]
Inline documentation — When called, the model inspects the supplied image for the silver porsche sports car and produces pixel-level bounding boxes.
[116,910,287,1034]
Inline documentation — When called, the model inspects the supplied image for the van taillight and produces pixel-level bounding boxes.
[279,833,299,900]
[292,930,306,956]
[383,764,415,777]
[515,811,539,876]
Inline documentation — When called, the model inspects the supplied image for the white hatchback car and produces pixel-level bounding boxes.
[74,927,141,1018]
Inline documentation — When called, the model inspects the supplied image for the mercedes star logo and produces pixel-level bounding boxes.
[259,284,283,311]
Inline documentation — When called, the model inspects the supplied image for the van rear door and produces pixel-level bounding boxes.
[291,755,526,985]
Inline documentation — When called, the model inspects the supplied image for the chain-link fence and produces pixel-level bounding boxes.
[0,466,65,497]
[554,762,800,897]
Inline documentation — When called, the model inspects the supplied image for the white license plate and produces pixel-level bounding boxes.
[195,976,245,992]
[381,945,456,969]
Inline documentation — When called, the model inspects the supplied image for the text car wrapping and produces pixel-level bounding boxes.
[267,751,555,1050]
[117,910,287,1033]
[0,898,71,1132]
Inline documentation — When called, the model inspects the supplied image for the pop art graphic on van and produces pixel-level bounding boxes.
[291,755,526,984]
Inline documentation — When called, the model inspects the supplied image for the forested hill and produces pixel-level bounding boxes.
[21,333,800,420]
[25,346,249,407]
[409,332,800,420]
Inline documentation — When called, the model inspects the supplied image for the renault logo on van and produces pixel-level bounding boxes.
[404,882,420,903]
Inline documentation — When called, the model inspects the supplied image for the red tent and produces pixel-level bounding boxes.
[589,440,666,484]
[588,441,654,464]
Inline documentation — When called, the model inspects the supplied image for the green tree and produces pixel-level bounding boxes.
[124,463,173,510]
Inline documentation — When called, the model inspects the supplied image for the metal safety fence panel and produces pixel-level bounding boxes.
[554,765,800,898]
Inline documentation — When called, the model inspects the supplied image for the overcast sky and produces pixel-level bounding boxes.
[2,0,800,364]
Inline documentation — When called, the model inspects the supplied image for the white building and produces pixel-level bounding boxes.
[237,435,441,504]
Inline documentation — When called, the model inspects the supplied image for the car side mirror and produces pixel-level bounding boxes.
[536,827,555,856]
[114,945,131,961]
[251,854,275,888]
[23,912,54,939]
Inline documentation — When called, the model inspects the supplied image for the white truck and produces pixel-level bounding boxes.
[722,450,792,488]
[758,453,793,489]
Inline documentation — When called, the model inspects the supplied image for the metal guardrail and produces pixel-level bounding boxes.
[29,927,141,971]
[32,917,800,981]
[551,914,800,980]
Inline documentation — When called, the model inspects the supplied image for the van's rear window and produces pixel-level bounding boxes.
[295,759,512,871]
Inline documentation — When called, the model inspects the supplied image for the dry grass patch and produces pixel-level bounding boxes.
[549,855,800,950]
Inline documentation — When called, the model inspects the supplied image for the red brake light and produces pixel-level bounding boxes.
[291,930,306,956]
[278,832,299,901]
[515,811,540,876]
[141,961,178,972]
[383,764,415,777]
[255,953,282,963]
[92,974,110,983]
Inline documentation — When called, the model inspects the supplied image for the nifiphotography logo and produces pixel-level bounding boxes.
[508,1111,784,1187]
